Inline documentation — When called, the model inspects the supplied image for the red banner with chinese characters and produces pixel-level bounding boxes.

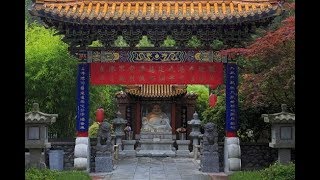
[90,62,224,85]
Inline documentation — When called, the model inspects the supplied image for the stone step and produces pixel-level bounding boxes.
[139,139,174,144]
[208,173,228,180]
[136,150,176,157]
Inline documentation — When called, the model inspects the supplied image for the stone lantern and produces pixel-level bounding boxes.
[262,104,295,164]
[188,112,201,157]
[25,103,58,168]
[112,111,127,145]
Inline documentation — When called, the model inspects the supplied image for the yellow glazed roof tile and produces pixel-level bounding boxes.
[125,85,187,98]
[30,0,281,24]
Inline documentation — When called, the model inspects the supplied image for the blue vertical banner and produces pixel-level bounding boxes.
[226,63,239,132]
[76,63,90,132]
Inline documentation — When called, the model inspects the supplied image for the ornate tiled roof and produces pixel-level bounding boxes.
[262,104,295,124]
[30,0,281,25]
[125,84,187,97]
[25,103,58,124]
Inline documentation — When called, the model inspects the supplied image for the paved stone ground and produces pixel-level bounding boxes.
[90,157,220,180]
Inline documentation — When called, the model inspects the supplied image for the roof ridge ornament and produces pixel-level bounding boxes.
[281,104,287,113]
[32,103,40,112]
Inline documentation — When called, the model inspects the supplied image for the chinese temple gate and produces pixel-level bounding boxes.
[115,84,198,138]
[29,0,282,172]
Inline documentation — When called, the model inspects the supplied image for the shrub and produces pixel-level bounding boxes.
[229,162,295,180]
[89,121,100,138]
[261,162,295,180]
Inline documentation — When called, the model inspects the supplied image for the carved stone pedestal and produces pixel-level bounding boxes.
[176,140,190,157]
[224,137,241,173]
[120,140,137,157]
[74,137,90,172]
[95,144,113,172]
[200,144,219,172]
[95,156,113,172]
[136,132,176,157]
[200,123,220,173]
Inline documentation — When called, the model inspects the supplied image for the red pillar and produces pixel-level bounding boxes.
[135,102,141,136]
[171,102,176,134]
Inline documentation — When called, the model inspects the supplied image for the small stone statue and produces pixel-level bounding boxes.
[96,121,113,155]
[203,122,218,146]
[141,104,172,133]
[200,122,219,172]
[95,121,114,172]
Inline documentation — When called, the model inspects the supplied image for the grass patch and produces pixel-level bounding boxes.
[25,168,91,180]
[229,170,263,180]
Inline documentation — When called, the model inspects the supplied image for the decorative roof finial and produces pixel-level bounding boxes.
[193,111,198,119]
[281,104,287,112]
[116,111,121,118]
[32,103,39,112]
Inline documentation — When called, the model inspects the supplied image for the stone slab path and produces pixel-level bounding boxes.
[90,157,224,180]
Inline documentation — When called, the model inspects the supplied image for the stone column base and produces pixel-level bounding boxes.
[74,137,90,172]
[176,140,190,157]
[278,148,291,164]
[120,150,136,157]
[224,137,241,173]
[189,145,201,158]
[26,150,46,169]
[95,156,113,172]
[200,152,219,172]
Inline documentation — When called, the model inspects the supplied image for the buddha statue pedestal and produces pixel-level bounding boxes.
[136,132,176,157]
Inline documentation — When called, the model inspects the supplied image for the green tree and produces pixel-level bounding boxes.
[187,85,209,120]
[202,94,226,140]
[25,22,78,137]
[89,85,123,122]
[210,4,295,141]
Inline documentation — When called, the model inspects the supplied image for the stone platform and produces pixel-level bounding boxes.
[136,132,176,157]
[90,157,226,180]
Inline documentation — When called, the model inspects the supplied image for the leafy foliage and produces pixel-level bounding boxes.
[238,40,295,111]
[89,85,123,122]
[202,94,226,140]
[89,122,100,138]
[202,6,295,141]
[261,162,295,180]
[229,162,295,180]
[219,15,295,59]
[25,22,78,137]
[187,85,209,121]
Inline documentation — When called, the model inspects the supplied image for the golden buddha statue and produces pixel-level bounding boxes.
[141,104,172,133]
